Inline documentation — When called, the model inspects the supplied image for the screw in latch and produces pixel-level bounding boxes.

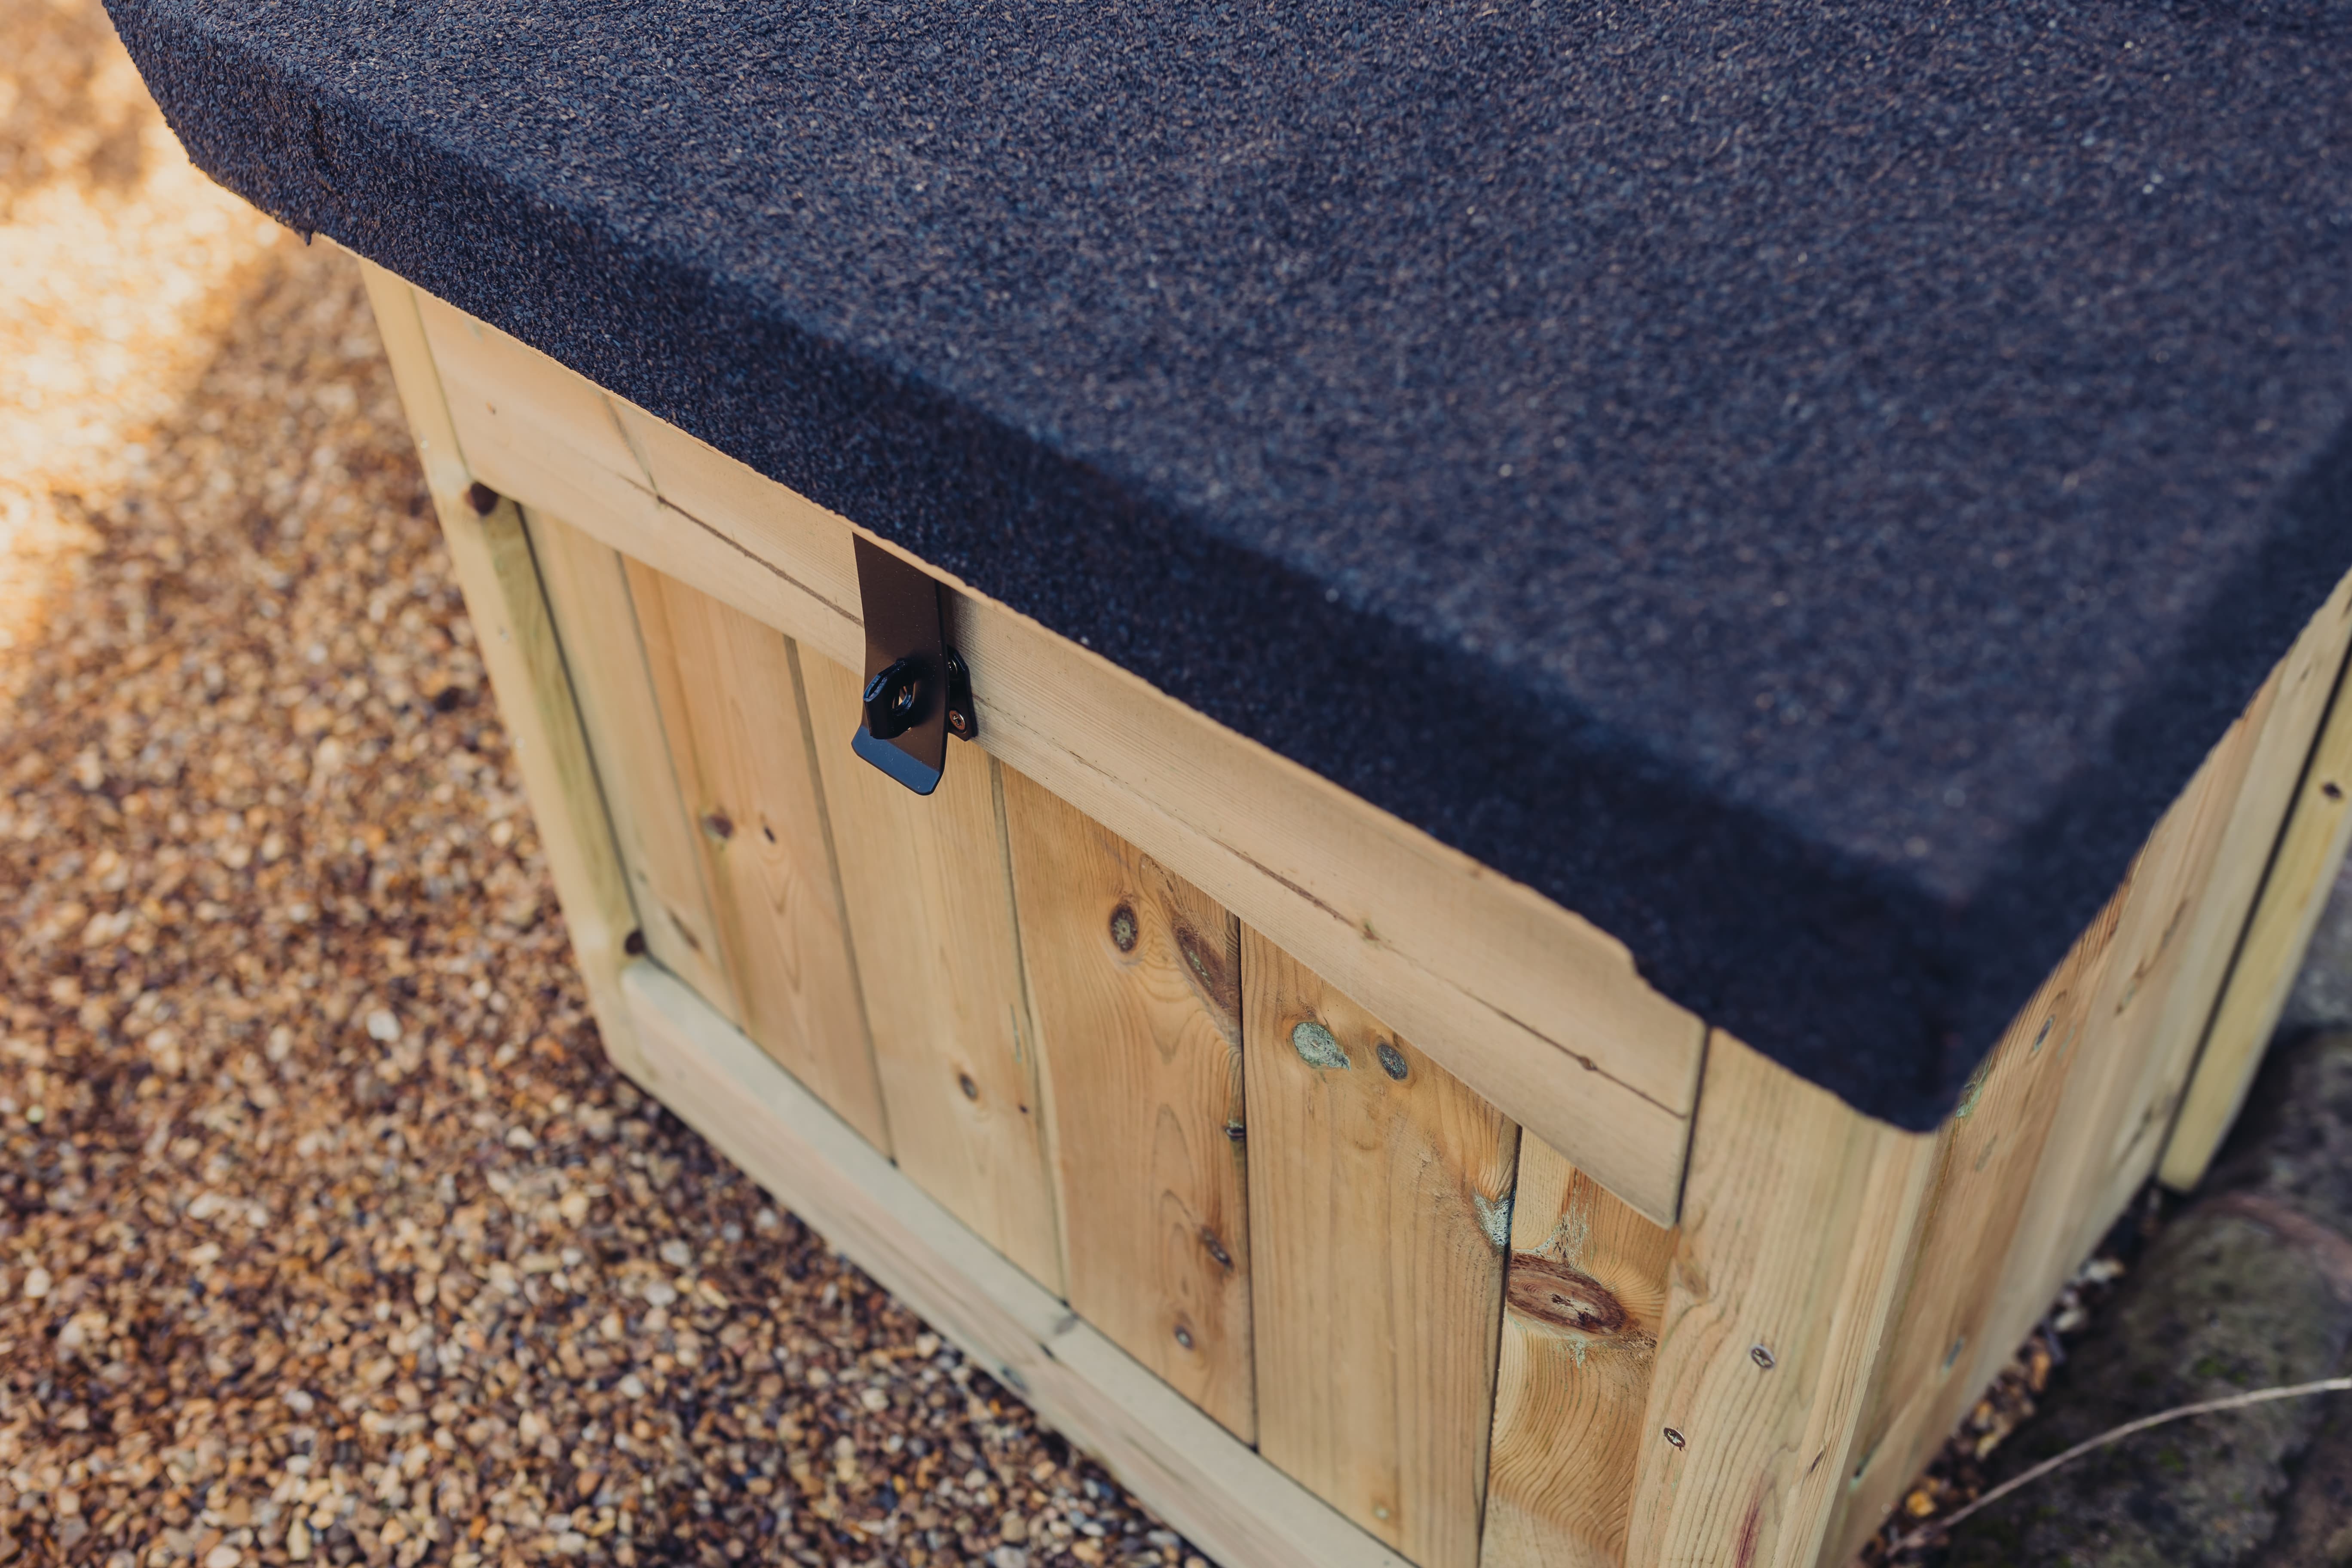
[862,658,925,740]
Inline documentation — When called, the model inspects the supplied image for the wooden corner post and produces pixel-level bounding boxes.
[1628,1035,1939,1568]
[355,256,648,1082]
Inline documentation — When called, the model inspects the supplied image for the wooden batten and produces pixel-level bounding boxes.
[1628,1035,1939,1568]
[2161,599,2352,1190]
[530,515,741,1023]
[619,570,891,1150]
[355,263,646,1081]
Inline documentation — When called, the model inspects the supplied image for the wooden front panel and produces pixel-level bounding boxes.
[377,258,2352,1568]
[513,514,2352,1568]
[533,537,1554,1562]
[1003,770,1258,1440]
[1243,928,1520,1568]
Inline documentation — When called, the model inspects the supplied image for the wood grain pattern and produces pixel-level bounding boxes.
[409,285,1703,1225]
[1823,896,2123,1561]
[623,568,888,1149]
[800,650,1066,1293]
[356,258,648,1081]
[1242,928,1518,1568]
[2162,612,2352,1189]
[528,512,739,1019]
[1627,1034,1939,1568]
[1481,1137,1677,1568]
[1002,770,1256,1440]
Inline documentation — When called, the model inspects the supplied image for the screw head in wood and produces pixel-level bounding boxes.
[958,1072,980,1101]
[1663,1427,1686,1449]
[1376,1041,1409,1081]
[1173,1324,1194,1351]
[1108,903,1139,953]
[1751,1344,1776,1370]
[861,658,925,740]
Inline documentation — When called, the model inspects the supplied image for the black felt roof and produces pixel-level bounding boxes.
[105,0,2352,1129]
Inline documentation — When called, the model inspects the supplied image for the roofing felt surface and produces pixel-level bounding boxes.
[104,0,2352,1128]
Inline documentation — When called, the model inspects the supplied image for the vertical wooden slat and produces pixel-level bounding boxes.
[1242,928,1517,1568]
[1002,769,1255,1440]
[801,650,1066,1293]
[1627,1033,1939,1568]
[625,568,889,1150]
[1480,1138,1676,1568]
[529,513,740,1019]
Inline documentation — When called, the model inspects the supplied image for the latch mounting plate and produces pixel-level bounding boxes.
[850,537,975,796]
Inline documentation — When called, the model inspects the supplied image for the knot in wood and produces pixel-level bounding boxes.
[1507,1255,1629,1338]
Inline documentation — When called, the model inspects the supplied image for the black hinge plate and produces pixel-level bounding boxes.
[849,537,975,796]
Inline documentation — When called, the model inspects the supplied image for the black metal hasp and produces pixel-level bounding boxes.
[849,536,977,796]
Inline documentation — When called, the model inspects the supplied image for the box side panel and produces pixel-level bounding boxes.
[1823,569,2352,1563]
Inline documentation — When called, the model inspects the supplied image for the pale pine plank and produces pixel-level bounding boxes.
[1242,928,1518,1568]
[800,650,1066,1294]
[355,259,648,1080]
[528,512,740,1019]
[1001,769,1255,1441]
[625,569,889,1150]
[1481,1137,1677,1568]
[1628,1034,1939,1568]
[2162,616,2352,1188]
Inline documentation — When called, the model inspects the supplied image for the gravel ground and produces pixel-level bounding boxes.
[0,8,1204,1566]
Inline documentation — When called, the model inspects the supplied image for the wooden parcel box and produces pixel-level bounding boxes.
[111,4,2352,1565]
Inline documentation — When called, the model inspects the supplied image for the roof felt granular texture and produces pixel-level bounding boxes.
[101,0,2352,1127]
